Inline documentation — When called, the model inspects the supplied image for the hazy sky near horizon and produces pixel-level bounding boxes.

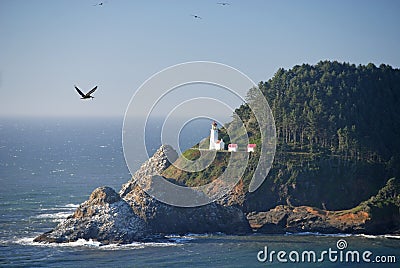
[1,0,399,118]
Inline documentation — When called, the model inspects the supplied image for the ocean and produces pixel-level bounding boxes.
[0,117,399,267]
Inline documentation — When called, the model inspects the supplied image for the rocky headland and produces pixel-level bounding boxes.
[34,145,251,245]
[34,144,400,245]
[34,62,400,244]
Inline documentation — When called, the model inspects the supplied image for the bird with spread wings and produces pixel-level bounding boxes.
[74,85,98,99]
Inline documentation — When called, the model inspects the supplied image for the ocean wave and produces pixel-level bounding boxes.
[185,232,226,237]
[165,234,196,243]
[39,204,79,211]
[51,169,65,173]
[34,204,79,222]
[101,241,180,250]
[357,234,379,239]
[33,211,73,222]
[13,237,180,250]
[59,203,80,209]
[356,234,400,239]
[285,232,352,237]
[384,235,400,239]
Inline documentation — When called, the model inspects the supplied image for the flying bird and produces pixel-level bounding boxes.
[191,14,202,19]
[217,2,230,6]
[93,2,105,6]
[75,85,98,99]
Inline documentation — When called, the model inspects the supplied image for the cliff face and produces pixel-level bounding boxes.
[247,205,368,234]
[122,178,250,235]
[119,145,250,235]
[34,145,251,245]
[165,151,389,213]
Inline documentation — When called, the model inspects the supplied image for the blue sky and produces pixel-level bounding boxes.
[1,0,399,117]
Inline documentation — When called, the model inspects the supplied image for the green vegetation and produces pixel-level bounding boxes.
[362,177,400,209]
[163,150,230,187]
[242,61,400,165]
[165,61,400,212]
[355,177,400,233]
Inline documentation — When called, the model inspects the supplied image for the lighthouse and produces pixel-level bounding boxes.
[209,121,225,150]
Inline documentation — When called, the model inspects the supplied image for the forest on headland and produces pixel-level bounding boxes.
[242,61,400,164]
[164,61,400,214]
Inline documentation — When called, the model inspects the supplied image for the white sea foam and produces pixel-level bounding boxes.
[68,239,102,247]
[15,237,37,246]
[34,211,73,222]
[100,241,180,250]
[14,237,179,250]
[185,233,213,237]
[39,204,79,211]
[356,234,400,239]
[14,237,100,248]
[384,235,400,239]
[353,234,400,239]
[166,235,196,243]
[34,204,79,222]
[285,232,352,237]
[360,234,379,238]
[59,203,80,209]
[51,169,65,173]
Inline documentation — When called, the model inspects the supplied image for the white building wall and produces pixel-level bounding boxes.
[209,128,218,150]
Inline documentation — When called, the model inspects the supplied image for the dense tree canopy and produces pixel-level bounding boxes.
[237,61,400,171]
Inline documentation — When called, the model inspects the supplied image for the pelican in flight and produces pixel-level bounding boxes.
[75,85,98,99]
[191,14,202,19]
[217,2,230,6]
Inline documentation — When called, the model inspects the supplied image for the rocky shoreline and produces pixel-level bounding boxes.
[247,205,369,234]
[34,145,400,245]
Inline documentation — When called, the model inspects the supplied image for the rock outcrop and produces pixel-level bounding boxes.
[247,205,366,234]
[34,186,150,244]
[122,177,250,234]
[120,145,251,235]
[247,181,400,236]
[244,178,400,235]
[119,145,178,197]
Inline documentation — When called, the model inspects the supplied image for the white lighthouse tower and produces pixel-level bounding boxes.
[209,121,224,150]
[209,121,218,150]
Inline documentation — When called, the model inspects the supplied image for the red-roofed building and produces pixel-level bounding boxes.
[228,143,238,152]
[247,144,256,152]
